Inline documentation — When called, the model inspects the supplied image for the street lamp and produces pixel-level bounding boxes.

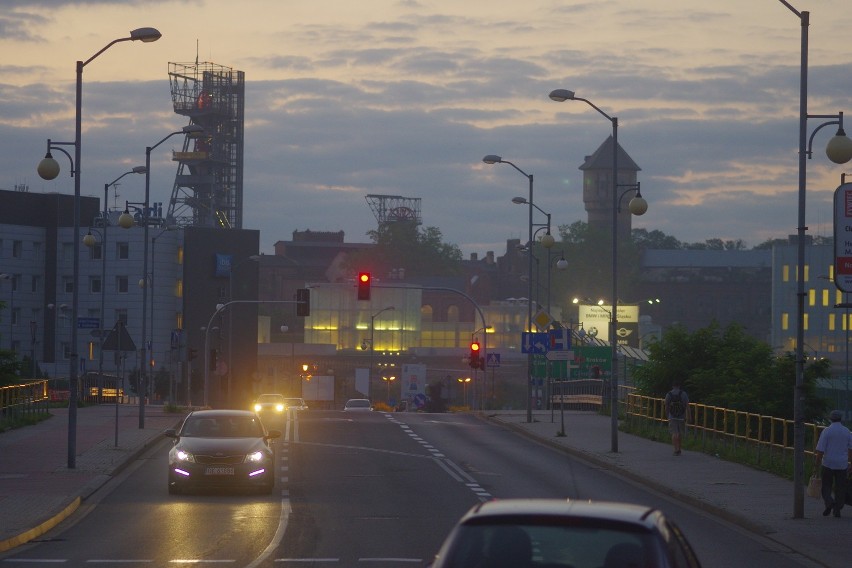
[35,27,161,469]
[139,123,204,428]
[382,375,397,404]
[84,167,146,404]
[368,307,395,397]
[549,88,648,453]
[776,0,852,519]
[483,155,539,423]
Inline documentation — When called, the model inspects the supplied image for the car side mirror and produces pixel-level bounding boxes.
[266,430,282,440]
[164,428,178,438]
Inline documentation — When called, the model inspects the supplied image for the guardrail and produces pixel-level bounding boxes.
[624,392,824,472]
[0,380,50,423]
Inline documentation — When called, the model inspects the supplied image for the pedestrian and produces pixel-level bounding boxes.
[664,380,689,456]
[814,409,852,518]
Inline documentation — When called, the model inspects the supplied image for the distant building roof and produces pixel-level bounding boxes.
[579,135,641,172]
[642,249,771,268]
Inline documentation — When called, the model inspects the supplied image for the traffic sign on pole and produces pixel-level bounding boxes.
[545,350,575,361]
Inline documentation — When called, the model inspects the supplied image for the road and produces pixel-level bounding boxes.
[2,410,818,567]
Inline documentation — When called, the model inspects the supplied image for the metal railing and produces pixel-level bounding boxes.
[0,380,50,423]
[624,392,825,473]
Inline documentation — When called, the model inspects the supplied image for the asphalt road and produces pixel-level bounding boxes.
[1,409,824,567]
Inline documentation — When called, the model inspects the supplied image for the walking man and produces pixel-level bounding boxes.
[665,380,689,456]
[814,409,852,517]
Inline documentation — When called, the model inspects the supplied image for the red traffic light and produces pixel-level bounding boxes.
[357,272,372,300]
[470,341,480,353]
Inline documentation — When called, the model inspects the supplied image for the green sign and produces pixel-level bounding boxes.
[569,346,612,379]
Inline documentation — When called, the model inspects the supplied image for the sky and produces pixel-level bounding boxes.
[2,0,851,258]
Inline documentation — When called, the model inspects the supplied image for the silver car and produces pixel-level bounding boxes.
[429,499,702,568]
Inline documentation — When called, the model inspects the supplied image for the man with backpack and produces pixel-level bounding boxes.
[665,380,689,456]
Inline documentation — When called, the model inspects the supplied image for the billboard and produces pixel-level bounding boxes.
[834,183,852,293]
[576,304,640,348]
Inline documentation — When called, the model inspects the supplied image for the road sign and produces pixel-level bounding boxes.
[532,309,553,331]
[834,183,852,292]
[486,353,501,367]
[77,317,100,329]
[522,332,548,354]
[549,328,571,351]
[546,350,575,361]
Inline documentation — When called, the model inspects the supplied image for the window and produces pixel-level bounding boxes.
[89,243,103,261]
[31,275,41,294]
[116,309,128,325]
[12,307,20,326]
[63,277,74,294]
[61,242,74,262]
[176,312,183,330]
[117,242,129,260]
[33,242,43,261]
[90,276,102,294]
[116,276,129,293]
[12,240,23,258]
[176,279,183,297]
[62,342,71,359]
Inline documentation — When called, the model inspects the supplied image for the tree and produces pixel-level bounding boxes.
[631,228,682,250]
[633,322,829,420]
[343,222,462,279]
[0,349,22,387]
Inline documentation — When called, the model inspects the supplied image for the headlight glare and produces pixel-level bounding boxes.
[275,404,284,412]
[245,450,266,463]
[176,449,195,462]
[254,403,262,412]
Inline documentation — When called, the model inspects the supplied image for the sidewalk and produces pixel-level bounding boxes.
[0,407,847,566]
[486,410,846,568]
[0,403,181,553]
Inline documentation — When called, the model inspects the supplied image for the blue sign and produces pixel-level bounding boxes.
[521,332,549,354]
[486,353,501,368]
[215,253,232,277]
[549,328,572,351]
[77,317,100,329]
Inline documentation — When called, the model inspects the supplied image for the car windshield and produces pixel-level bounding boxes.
[181,415,265,438]
[442,522,656,568]
[347,400,370,408]
[284,398,304,405]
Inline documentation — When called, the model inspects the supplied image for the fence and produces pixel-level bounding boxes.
[624,392,825,473]
[0,380,50,423]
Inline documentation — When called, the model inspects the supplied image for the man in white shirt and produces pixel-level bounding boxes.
[815,410,852,517]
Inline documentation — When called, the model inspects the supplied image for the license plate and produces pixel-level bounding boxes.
[205,467,234,476]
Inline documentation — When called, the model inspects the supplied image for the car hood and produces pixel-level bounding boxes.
[175,437,268,455]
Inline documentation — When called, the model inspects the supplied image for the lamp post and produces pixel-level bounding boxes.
[139,124,203,428]
[383,375,397,404]
[549,88,648,452]
[35,27,161,469]
[776,0,852,519]
[483,155,539,423]
[368,307,395,398]
[84,167,145,404]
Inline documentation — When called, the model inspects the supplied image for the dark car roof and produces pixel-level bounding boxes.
[458,499,661,529]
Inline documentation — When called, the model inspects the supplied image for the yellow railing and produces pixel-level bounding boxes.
[624,392,825,470]
[0,380,50,421]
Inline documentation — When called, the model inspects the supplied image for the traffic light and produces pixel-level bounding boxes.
[296,288,310,317]
[357,272,371,300]
[469,341,481,369]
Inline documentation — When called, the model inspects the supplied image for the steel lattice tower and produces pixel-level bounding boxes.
[365,194,422,228]
[165,61,245,229]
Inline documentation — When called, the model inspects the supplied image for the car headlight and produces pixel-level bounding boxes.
[245,450,269,463]
[275,404,285,412]
[175,449,195,463]
[254,403,262,412]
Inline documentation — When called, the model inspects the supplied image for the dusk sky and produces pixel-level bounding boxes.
[2,0,851,257]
